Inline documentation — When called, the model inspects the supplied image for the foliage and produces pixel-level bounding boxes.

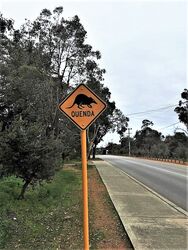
[133,120,162,156]
[107,119,188,161]
[165,132,188,160]
[0,6,127,197]
[0,119,61,198]
[86,81,129,159]
[141,119,154,129]
[16,6,124,159]
[119,137,134,155]
[174,89,188,130]
[105,143,121,155]
[0,62,62,198]
[105,90,188,160]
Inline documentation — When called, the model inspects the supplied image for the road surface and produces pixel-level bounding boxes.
[98,155,188,211]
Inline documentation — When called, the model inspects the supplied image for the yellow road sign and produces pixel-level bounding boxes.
[58,84,107,249]
[59,84,107,130]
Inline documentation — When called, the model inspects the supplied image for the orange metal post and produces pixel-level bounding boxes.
[81,129,89,250]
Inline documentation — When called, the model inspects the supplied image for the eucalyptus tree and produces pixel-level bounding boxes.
[86,78,129,159]
[0,14,62,198]
[17,8,103,137]
[0,35,62,198]
[0,6,130,197]
[134,120,162,156]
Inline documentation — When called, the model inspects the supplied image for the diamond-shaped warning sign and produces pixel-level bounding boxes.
[59,84,107,130]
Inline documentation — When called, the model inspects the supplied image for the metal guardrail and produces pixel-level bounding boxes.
[133,156,188,165]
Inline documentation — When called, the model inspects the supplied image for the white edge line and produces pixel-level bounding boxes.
[118,166,188,216]
[100,160,188,217]
[119,158,188,178]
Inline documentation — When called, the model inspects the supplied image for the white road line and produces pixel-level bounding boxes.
[119,158,188,178]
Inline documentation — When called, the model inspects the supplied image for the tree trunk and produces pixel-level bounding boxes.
[18,179,31,200]
[87,125,100,160]
[87,142,93,160]
[92,144,97,159]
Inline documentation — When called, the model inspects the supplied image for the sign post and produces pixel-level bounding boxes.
[81,129,89,250]
[59,84,107,250]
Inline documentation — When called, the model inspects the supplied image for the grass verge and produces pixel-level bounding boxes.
[0,168,83,249]
[0,163,133,249]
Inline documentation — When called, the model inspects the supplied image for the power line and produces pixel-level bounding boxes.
[160,122,181,130]
[126,104,177,117]
[126,101,187,117]
[124,103,186,133]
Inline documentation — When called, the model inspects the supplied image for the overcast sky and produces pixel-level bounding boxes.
[1,0,187,146]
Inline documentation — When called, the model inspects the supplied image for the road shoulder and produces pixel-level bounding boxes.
[94,160,188,250]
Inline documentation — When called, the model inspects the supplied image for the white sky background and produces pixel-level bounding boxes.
[0,0,187,146]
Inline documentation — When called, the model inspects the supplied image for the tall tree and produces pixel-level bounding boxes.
[0,45,62,198]
[0,6,129,197]
[2,7,103,139]
[0,15,62,198]
[20,7,128,157]
[134,120,162,156]
[86,80,129,159]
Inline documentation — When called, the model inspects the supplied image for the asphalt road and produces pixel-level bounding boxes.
[98,155,188,211]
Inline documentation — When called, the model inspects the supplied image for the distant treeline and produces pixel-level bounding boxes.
[102,120,188,162]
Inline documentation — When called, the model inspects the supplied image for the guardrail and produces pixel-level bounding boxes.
[132,156,188,165]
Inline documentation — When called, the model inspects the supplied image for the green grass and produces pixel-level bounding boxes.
[0,169,83,249]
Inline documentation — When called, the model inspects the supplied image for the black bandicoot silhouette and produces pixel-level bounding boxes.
[66,94,97,109]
